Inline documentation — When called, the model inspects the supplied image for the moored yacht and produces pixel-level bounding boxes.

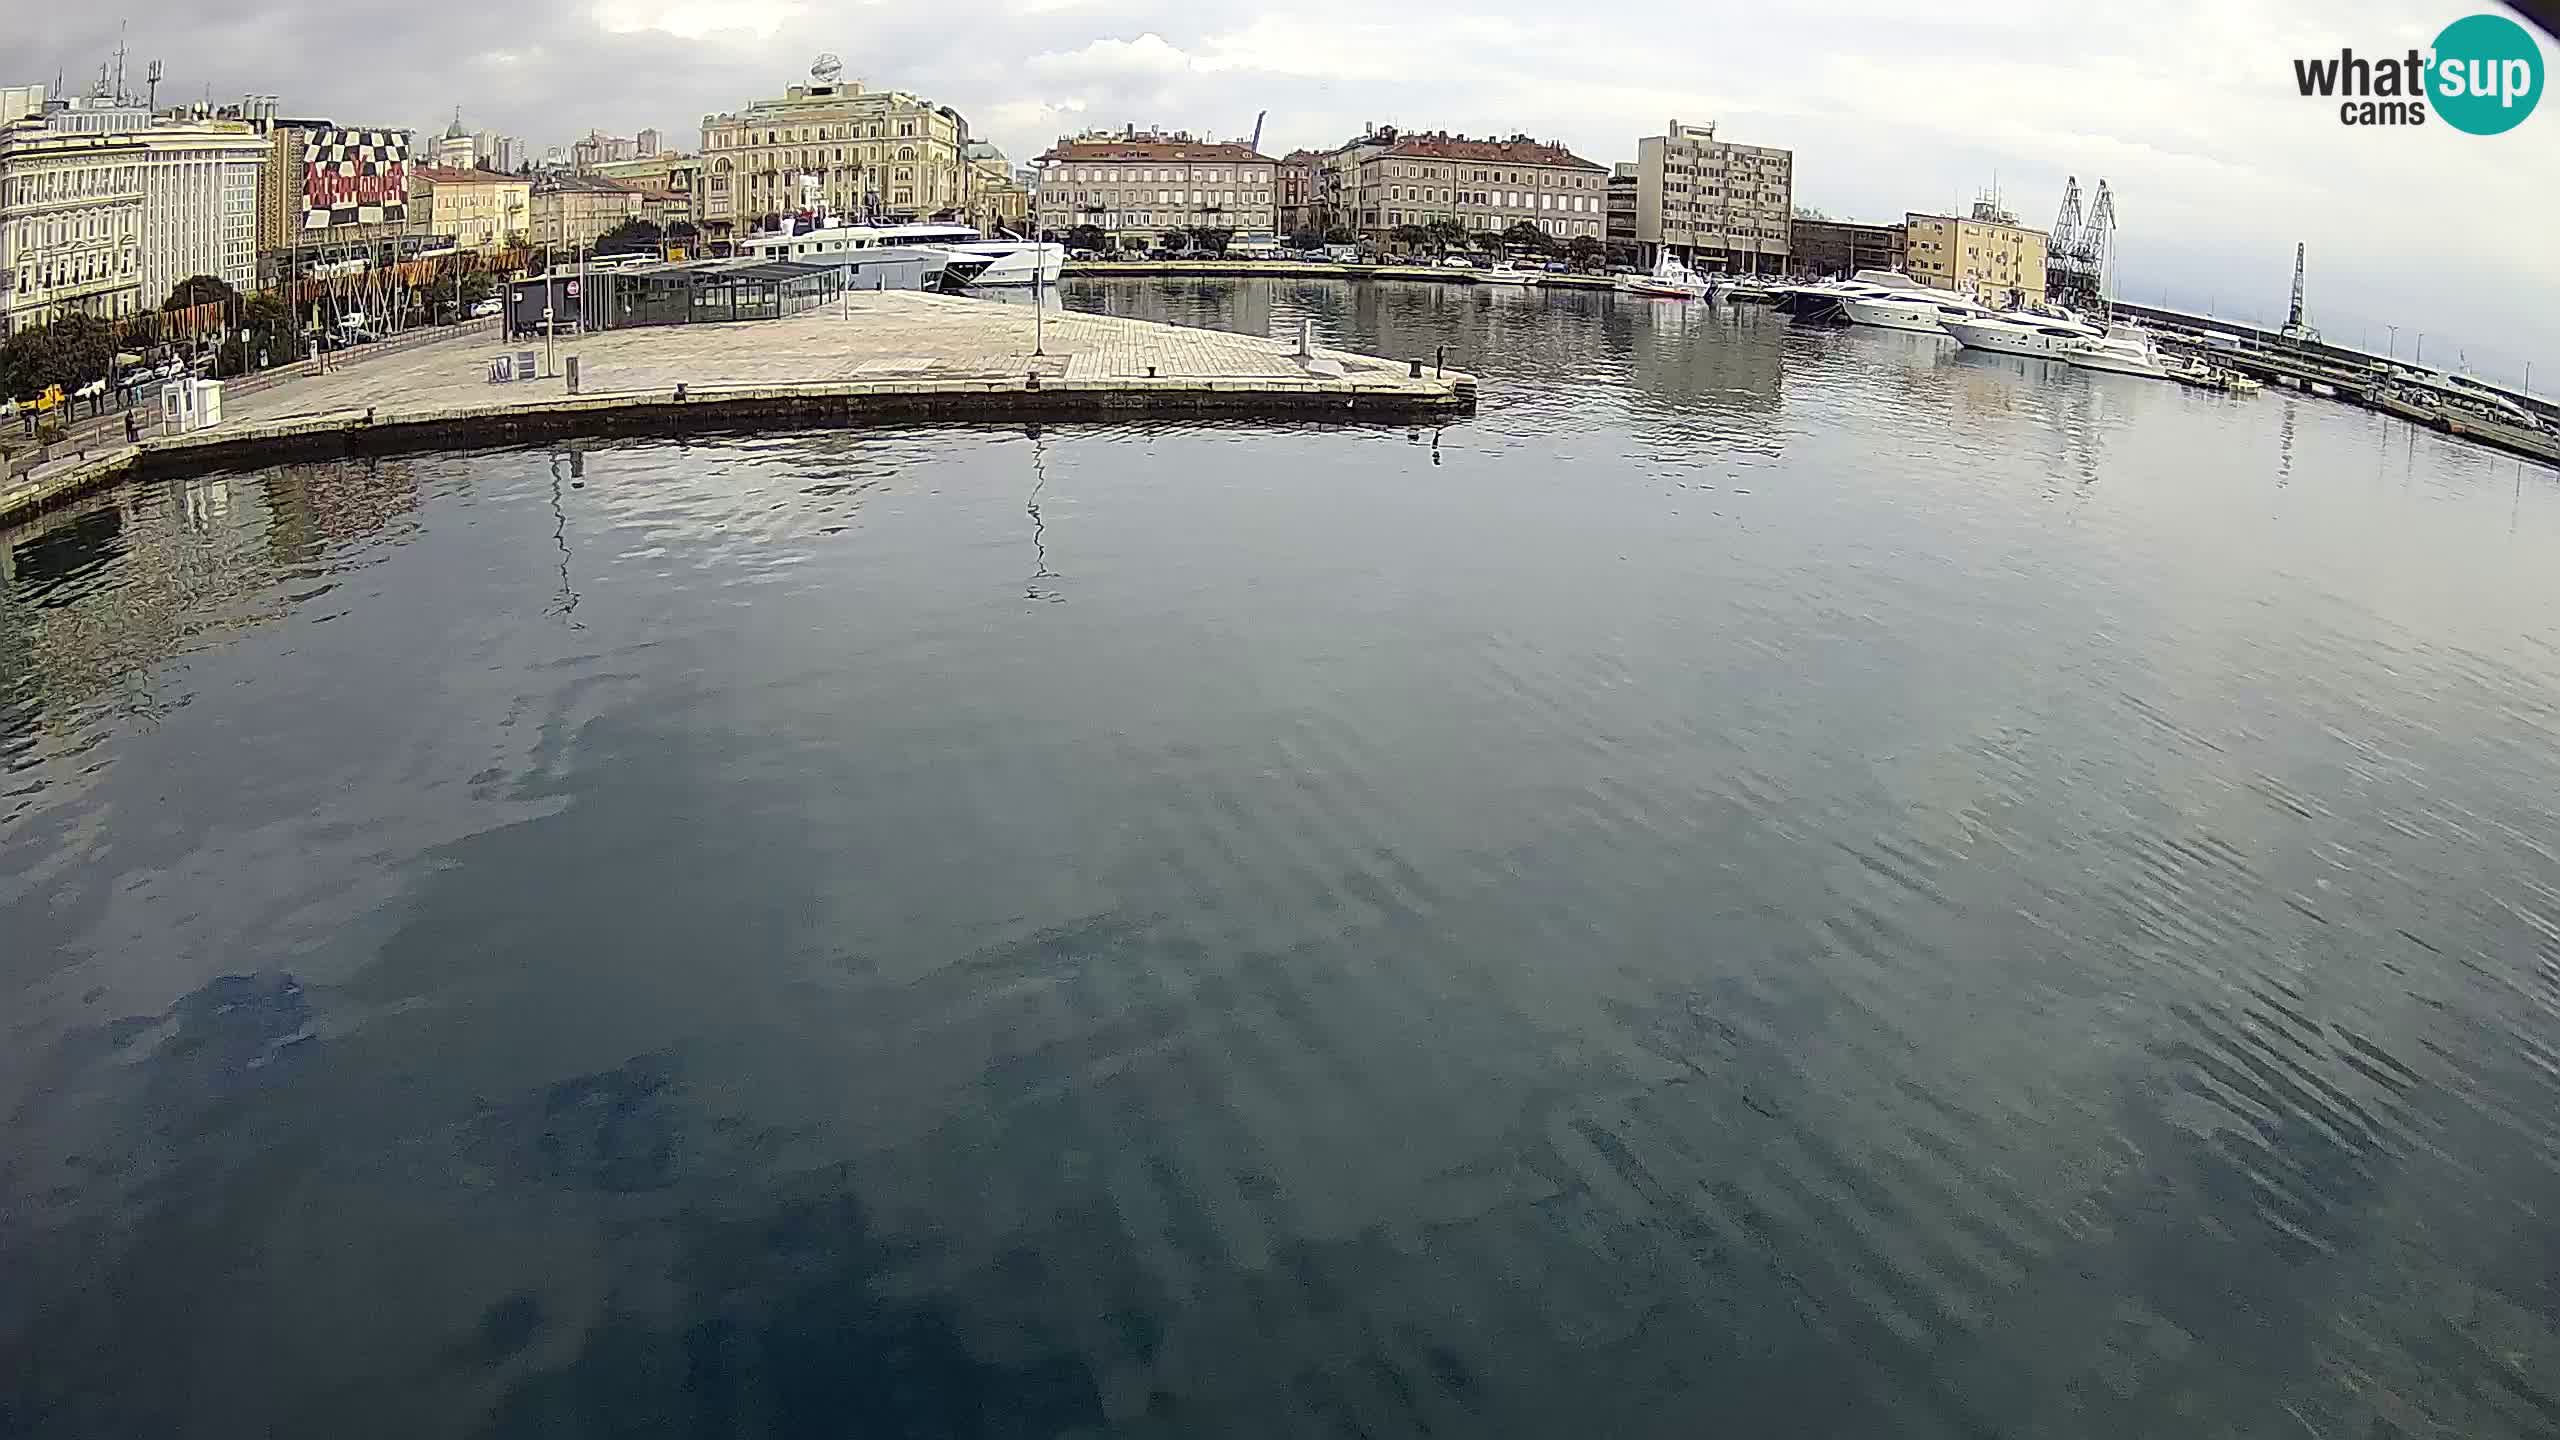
[737,221,1065,286]
[1623,254,1711,300]
[1783,268,1943,321]
[1939,311,2105,357]
[1840,291,1998,336]
[2059,321,2172,379]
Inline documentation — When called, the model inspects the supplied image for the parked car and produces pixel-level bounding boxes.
[1440,254,1476,269]
[470,298,503,318]
[1544,261,1572,273]
[1066,248,1102,261]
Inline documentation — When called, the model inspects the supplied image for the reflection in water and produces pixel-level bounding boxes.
[6,280,2560,1438]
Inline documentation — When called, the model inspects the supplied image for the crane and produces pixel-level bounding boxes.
[1250,110,1266,153]
[2279,243,2320,346]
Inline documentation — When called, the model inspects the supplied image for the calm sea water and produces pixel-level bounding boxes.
[6,279,2560,1438]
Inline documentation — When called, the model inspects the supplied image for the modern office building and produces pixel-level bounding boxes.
[1790,217,1906,278]
[134,111,268,305]
[1633,119,1793,273]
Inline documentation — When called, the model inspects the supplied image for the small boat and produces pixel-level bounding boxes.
[2162,354,2261,393]
[1478,261,1539,286]
[1623,254,1710,300]
[2061,321,2173,379]
[1722,279,1779,304]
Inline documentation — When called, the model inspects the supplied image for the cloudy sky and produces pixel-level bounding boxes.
[26,0,2559,384]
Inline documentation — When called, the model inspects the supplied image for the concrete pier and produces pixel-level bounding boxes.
[1,292,1475,526]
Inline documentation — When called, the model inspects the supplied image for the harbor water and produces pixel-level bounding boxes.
[5,279,2559,1437]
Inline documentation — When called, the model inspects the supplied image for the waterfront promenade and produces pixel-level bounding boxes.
[0,291,1473,524]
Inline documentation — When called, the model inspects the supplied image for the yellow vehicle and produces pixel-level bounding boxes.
[34,384,64,412]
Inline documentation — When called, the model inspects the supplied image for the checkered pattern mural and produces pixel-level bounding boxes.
[300,129,411,231]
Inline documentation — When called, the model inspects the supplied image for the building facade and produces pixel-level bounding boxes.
[412,164,530,251]
[571,131,640,171]
[1633,119,1793,273]
[135,113,268,306]
[1606,162,1637,255]
[699,61,972,244]
[0,93,147,335]
[1344,132,1606,248]
[962,142,1028,235]
[1031,130,1275,249]
[637,128,661,157]
[531,173,642,250]
[1904,198,2047,303]
[1275,149,1323,237]
[1790,217,1905,278]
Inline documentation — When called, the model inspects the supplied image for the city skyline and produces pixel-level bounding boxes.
[19,0,2558,383]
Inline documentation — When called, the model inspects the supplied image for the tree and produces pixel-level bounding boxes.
[1158,229,1189,254]
[0,313,119,400]
[1288,229,1324,251]
[1323,226,1354,245]
[1185,226,1233,255]
[162,274,242,312]
[1502,222,1555,257]
[1567,234,1606,269]
[594,218,662,255]
[1390,224,1429,254]
[1469,229,1505,255]
[1423,218,1468,251]
[1065,223,1108,254]
[666,220,700,242]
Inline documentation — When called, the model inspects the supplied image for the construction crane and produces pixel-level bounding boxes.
[2044,176,2114,316]
[2279,242,2320,346]
[1250,110,1266,153]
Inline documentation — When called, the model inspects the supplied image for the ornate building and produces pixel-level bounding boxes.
[698,56,970,246]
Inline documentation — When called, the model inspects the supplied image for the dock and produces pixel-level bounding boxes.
[1064,259,1622,289]
[0,292,1475,526]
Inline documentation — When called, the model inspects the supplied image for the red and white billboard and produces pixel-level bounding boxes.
[301,129,411,231]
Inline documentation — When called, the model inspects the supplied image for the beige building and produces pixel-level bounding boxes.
[962,142,1028,235]
[699,59,971,244]
[530,173,642,251]
[1904,198,2048,303]
[0,92,146,334]
[1342,132,1605,247]
[132,111,268,307]
[1634,119,1793,273]
[1032,130,1276,249]
[412,164,530,251]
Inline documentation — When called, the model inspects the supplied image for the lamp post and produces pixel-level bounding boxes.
[2386,324,2397,359]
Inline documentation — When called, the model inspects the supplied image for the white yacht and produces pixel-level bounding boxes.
[2059,321,2172,379]
[2382,368,2559,458]
[1840,292,1996,336]
[1939,311,2105,357]
[1623,254,1711,300]
[1782,268,1945,320]
[736,221,1065,287]
[1479,260,1539,286]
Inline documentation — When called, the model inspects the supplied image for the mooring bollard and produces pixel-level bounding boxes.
[1409,358,1423,378]
[1297,319,1314,360]
[1027,369,1042,390]
[674,382,686,402]
[566,356,581,395]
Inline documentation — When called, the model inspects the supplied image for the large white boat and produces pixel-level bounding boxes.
[1939,311,2105,357]
[736,221,1065,287]
[1780,268,1955,321]
[2059,321,2173,379]
[1840,292,1998,336]
[1623,254,1711,300]
[1479,260,1540,286]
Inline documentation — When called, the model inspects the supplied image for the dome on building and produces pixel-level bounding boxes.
[445,107,468,140]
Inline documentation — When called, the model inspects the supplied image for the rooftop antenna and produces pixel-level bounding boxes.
[145,59,162,111]
[112,21,128,103]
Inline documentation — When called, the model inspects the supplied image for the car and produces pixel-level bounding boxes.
[1440,255,1476,269]
[1066,248,1102,261]
[1544,261,1572,273]
[470,298,503,318]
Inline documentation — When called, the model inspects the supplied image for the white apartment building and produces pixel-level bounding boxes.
[1031,130,1275,249]
[0,93,147,335]
[135,115,268,306]
[1634,119,1794,274]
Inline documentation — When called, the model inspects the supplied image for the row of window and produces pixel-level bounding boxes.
[1054,166,1272,185]
[1,162,143,208]
[712,121,923,146]
[1383,187,1599,213]
[10,246,137,295]
[1381,163,1597,188]
[1055,189,1269,208]
[1379,210,1599,236]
